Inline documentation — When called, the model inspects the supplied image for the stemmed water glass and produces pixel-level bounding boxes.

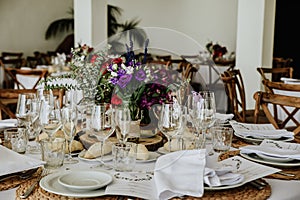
[158,103,183,152]
[39,98,62,139]
[16,93,41,153]
[90,103,115,168]
[187,91,216,149]
[114,107,131,144]
[61,105,78,164]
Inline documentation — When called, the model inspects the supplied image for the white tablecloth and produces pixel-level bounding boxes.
[1,143,300,200]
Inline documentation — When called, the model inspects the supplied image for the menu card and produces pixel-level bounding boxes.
[230,121,294,140]
[105,171,157,199]
[215,155,281,184]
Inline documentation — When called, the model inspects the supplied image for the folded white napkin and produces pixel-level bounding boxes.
[154,149,206,200]
[204,167,244,187]
[0,119,18,129]
[240,140,300,160]
[215,113,234,123]
[0,145,45,176]
[235,129,294,140]
[280,77,300,85]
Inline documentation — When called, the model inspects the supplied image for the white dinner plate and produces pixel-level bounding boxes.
[204,181,245,190]
[39,172,106,198]
[78,150,113,162]
[136,152,160,163]
[240,153,300,168]
[57,170,113,192]
[234,132,293,144]
[255,153,294,163]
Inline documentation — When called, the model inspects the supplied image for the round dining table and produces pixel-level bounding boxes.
[1,138,300,200]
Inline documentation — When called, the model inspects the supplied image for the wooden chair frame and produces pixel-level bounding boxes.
[254,91,300,135]
[221,69,268,123]
[4,67,48,89]
[257,67,293,88]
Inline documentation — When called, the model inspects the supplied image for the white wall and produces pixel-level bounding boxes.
[108,0,238,53]
[0,0,237,57]
[0,0,73,57]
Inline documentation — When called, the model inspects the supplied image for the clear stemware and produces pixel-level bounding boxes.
[188,91,216,149]
[61,106,78,164]
[158,103,183,152]
[114,107,131,144]
[90,103,115,168]
[39,98,62,139]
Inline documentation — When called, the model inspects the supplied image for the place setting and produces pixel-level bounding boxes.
[239,139,300,168]
[230,120,295,144]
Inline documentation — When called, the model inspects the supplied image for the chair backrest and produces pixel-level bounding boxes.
[220,69,247,122]
[262,79,300,93]
[0,89,37,119]
[1,52,26,68]
[253,91,300,135]
[4,67,48,89]
[257,67,293,87]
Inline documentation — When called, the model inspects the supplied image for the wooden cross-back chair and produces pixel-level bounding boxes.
[253,91,300,138]
[0,88,65,120]
[220,69,269,123]
[0,89,37,119]
[1,52,26,69]
[4,67,48,89]
[257,67,293,91]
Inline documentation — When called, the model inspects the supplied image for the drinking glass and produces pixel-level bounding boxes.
[114,107,131,144]
[90,103,115,168]
[187,91,216,149]
[16,93,41,153]
[158,103,183,152]
[27,98,42,153]
[61,106,78,164]
[15,93,36,128]
[39,98,62,139]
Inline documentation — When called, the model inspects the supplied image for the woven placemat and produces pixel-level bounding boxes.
[0,167,41,191]
[219,150,300,180]
[15,179,271,200]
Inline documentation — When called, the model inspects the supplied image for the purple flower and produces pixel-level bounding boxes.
[135,69,146,81]
[110,77,118,85]
[117,69,127,76]
[117,74,132,88]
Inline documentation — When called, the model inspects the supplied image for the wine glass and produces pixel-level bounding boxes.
[188,91,216,150]
[15,93,36,128]
[114,107,131,144]
[27,97,42,153]
[39,98,62,139]
[158,103,183,152]
[90,103,115,168]
[16,93,40,153]
[61,106,78,164]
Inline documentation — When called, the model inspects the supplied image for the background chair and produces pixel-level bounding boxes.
[257,67,293,87]
[0,52,26,69]
[253,91,300,140]
[220,69,269,123]
[4,67,48,89]
[0,89,37,119]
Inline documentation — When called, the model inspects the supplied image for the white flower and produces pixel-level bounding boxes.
[111,71,118,77]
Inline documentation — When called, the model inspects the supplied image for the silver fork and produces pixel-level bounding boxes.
[19,168,50,199]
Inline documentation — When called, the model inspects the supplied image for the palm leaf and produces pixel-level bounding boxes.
[45,18,74,39]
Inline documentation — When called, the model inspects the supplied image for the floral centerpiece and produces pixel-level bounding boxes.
[206,41,228,61]
[44,40,187,128]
